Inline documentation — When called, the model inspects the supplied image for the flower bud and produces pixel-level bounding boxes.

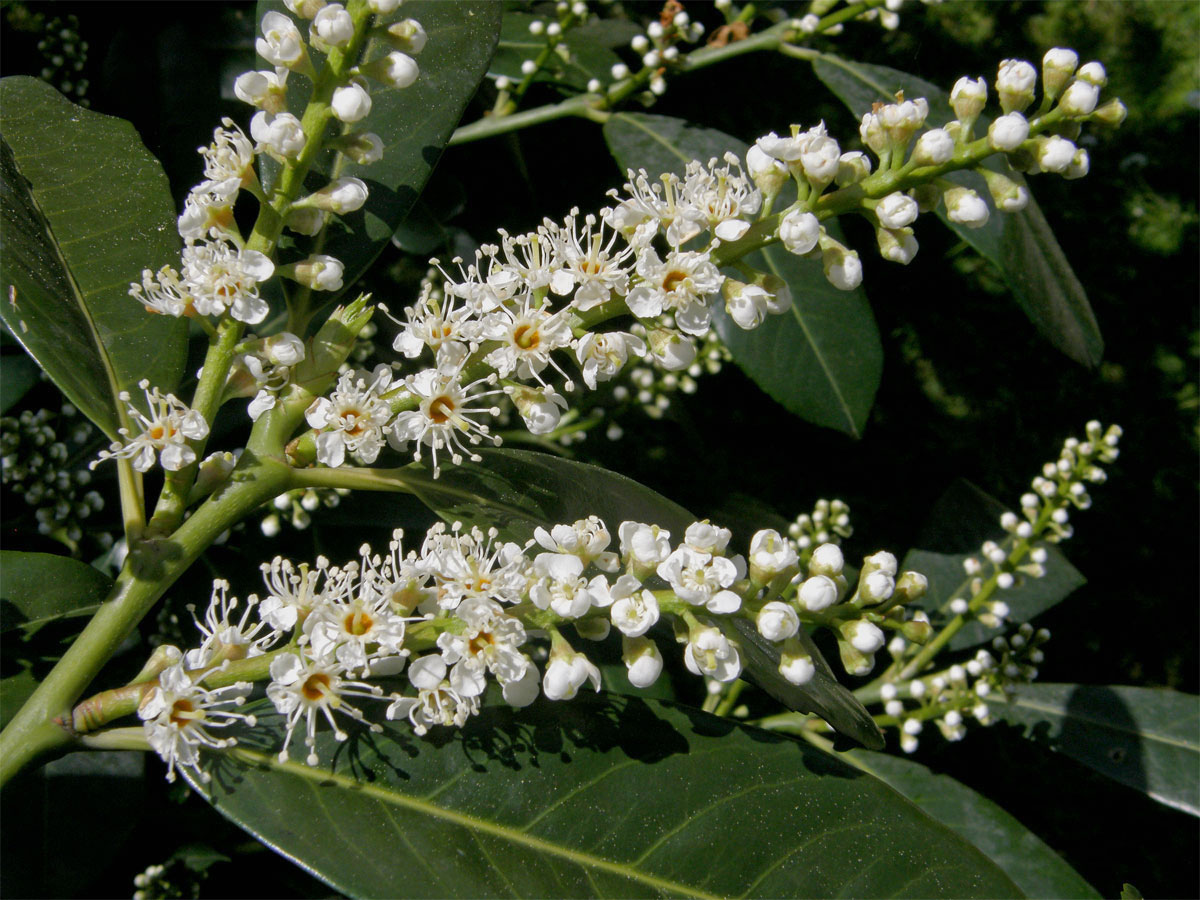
[910,182,941,213]
[331,80,372,123]
[285,0,327,17]
[234,69,288,114]
[1076,61,1107,87]
[838,639,875,676]
[1058,79,1100,117]
[878,98,928,148]
[944,186,990,228]
[251,111,306,159]
[645,328,696,370]
[995,58,1037,113]
[900,610,933,643]
[980,168,1029,212]
[257,11,307,69]
[748,529,799,582]
[988,112,1030,151]
[874,192,918,229]
[506,384,567,434]
[912,128,954,166]
[311,3,354,49]
[264,333,306,366]
[331,132,384,165]
[892,571,928,606]
[819,235,862,291]
[1035,135,1077,173]
[778,209,820,256]
[950,76,987,128]
[858,112,888,157]
[289,254,345,291]
[1092,98,1127,127]
[303,176,369,213]
[876,227,918,265]
[360,51,419,89]
[756,601,800,642]
[286,207,328,236]
[385,19,428,55]
[745,145,788,198]
[809,542,844,577]
[836,151,872,186]
[1063,148,1090,180]
[1041,48,1078,100]
[622,635,663,688]
[779,639,815,685]
[800,134,841,187]
[798,574,839,612]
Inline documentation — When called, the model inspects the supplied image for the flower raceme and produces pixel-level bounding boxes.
[118,514,934,780]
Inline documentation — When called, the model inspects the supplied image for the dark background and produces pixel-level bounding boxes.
[2,1,1196,897]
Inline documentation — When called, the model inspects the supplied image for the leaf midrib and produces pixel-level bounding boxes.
[1009,695,1200,752]
[227,746,726,900]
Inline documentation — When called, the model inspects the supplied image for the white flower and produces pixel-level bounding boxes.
[386,284,477,360]
[684,624,741,682]
[944,186,990,228]
[257,11,306,68]
[1058,80,1099,117]
[799,131,841,185]
[622,635,663,687]
[645,328,696,370]
[139,663,255,783]
[745,144,788,197]
[810,542,844,576]
[180,237,276,324]
[619,521,672,576]
[257,554,347,631]
[988,112,1030,152]
[310,3,354,49]
[1037,135,1077,173]
[90,381,209,473]
[723,279,790,331]
[756,601,799,642]
[678,153,762,241]
[779,642,814,686]
[749,529,798,580]
[386,656,481,735]
[367,51,420,89]
[912,128,954,166]
[332,81,372,123]
[575,331,645,390]
[184,579,279,669]
[420,523,528,611]
[305,364,394,467]
[778,209,820,255]
[290,254,344,291]
[388,363,503,475]
[552,211,633,310]
[875,192,918,229]
[684,521,731,554]
[542,648,601,700]
[481,293,575,388]
[506,384,568,435]
[251,110,307,159]
[627,249,723,336]
[611,588,660,637]
[267,653,386,765]
[200,118,256,186]
[234,68,289,113]
[436,597,530,696]
[129,264,191,317]
[304,575,410,673]
[534,517,619,572]
[530,553,605,619]
[657,546,743,614]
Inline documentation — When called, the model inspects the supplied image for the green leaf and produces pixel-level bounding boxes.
[849,749,1100,898]
[402,447,695,544]
[191,692,1022,898]
[0,667,38,731]
[0,550,112,634]
[258,1,501,302]
[811,55,1104,368]
[0,77,188,441]
[405,448,882,749]
[1120,884,1144,899]
[903,480,1084,650]
[603,112,882,436]
[0,351,39,414]
[993,683,1200,816]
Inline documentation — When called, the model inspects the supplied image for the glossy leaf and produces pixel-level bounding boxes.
[0,550,112,634]
[0,668,38,731]
[812,55,1103,367]
[406,448,882,749]
[257,1,501,301]
[993,683,1200,816]
[903,480,1084,650]
[603,112,882,436]
[402,447,695,544]
[849,749,1100,898]
[0,77,188,440]
[191,692,1022,898]
[0,351,39,414]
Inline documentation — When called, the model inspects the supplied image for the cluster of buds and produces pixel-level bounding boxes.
[112,511,935,783]
[786,498,853,563]
[609,2,706,98]
[128,2,423,327]
[1,405,106,545]
[880,623,1051,753]
[494,1,592,98]
[751,48,1124,282]
[259,485,349,537]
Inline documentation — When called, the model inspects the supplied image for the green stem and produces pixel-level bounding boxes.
[0,447,294,786]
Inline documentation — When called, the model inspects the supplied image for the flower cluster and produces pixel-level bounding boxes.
[90,381,209,474]
[133,512,930,781]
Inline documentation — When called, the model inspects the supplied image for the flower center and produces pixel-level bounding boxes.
[169,698,201,728]
[429,396,456,424]
[344,610,374,636]
[302,672,333,702]
[468,630,496,656]
[662,270,688,292]
[513,324,540,349]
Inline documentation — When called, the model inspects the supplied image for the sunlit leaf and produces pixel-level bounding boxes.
[994,683,1200,817]
[0,77,188,440]
[190,692,1022,898]
[0,550,112,634]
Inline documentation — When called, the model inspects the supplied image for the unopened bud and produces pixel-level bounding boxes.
[819,234,862,291]
[1035,135,1077,173]
[950,76,988,128]
[1041,48,1079,100]
[1058,79,1099,117]
[988,112,1030,151]
[981,168,1029,212]
[911,128,954,166]
[835,150,872,186]
[331,80,372,123]
[901,610,933,643]
[331,131,384,165]
[944,185,990,228]
[876,226,918,265]
[359,51,419,89]
[1092,98,1127,127]
[289,254,345,291]
[995,58,1037,113]
[778,209,821,256]
[302,176,369,213]
[646,328,696,371]
[1076,61,1107,87]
